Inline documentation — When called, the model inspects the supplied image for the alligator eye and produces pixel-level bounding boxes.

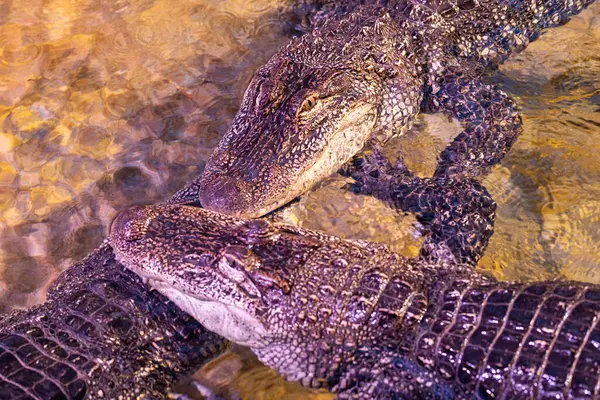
[300,94,319,113]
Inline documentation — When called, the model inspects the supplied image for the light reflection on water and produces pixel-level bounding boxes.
[0,0,291,311]
[0,0,598,397]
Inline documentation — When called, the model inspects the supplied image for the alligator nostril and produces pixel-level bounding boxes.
[111,205,146,241]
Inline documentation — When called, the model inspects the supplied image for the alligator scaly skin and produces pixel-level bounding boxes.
[187,0,595,218]
[2,1,596,398]
[0,244,226,399]
[110,202,600,399]
[340,276,600,399]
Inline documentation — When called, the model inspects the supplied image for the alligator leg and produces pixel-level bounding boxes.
[0,244,226,399]
[334,347,465,400]
[427,69,523,180]
[345,148,496,266]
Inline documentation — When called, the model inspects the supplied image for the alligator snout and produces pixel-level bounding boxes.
[111,205,146,241]
[199,176,255,217]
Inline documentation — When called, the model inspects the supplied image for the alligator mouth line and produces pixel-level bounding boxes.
[146,277,270,348]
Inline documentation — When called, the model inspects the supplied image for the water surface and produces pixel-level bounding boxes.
[0,0,598,397]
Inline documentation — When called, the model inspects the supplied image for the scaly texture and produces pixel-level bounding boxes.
[111,204,600,399]
[343,147,497,265]
[339,277,600,399]
[185,0,594,218]
[0,244,226,399]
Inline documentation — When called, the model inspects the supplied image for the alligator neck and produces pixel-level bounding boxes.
[254,245,433,388]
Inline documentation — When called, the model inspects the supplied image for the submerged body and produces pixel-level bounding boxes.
[181,0,594,218]
[0,244,225,399]
[111,204,600,399]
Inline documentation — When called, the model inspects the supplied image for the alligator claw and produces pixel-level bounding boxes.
[341,147,391,195]
[342,144,417,197]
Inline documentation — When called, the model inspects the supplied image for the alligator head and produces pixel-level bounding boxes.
[110,205,280,348]
[110,204,426,387]
[198,9,422,217]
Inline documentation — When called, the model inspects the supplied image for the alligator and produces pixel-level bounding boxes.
[0,151,497,399]
[1,1,596,398]
[111,175,600,399]
[0,245,226,399]
[175,0,596,218]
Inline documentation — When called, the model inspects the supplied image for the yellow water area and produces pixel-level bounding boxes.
[0,0,598,397]
[0,0,291,310]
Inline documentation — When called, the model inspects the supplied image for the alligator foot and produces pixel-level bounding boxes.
[342,144,496,265]
[428,65,523,180]
[340,143,413,197]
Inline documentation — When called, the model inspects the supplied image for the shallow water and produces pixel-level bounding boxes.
[0,0,598,397]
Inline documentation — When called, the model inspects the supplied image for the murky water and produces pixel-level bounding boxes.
[0,0,598,397]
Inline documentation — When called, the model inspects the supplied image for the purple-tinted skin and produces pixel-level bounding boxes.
[110,154,599,400]
[0,244,225,399]
[176,0,594,218]
[110,200,600,399]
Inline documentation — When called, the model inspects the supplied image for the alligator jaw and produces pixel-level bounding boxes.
[110,204,277,348]
[197,174,283,219]
[199,101,378,218]
[148,278,269,349]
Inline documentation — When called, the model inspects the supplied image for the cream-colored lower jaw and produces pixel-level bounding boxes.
[202,106,377,218]
[288,105,377,203]
[150,280,269,348]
